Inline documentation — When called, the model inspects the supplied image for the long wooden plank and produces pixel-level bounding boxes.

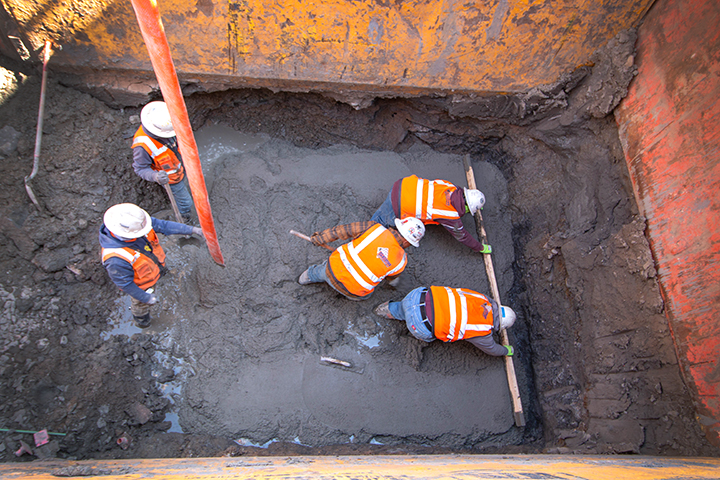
[463,155,525,427]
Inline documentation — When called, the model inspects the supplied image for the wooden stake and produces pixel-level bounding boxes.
[463,155,525,427]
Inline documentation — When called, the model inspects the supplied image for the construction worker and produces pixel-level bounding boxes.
[297,218,425,300]
[132,101,194,223]
[99,203,203,328]
[371,175,487,252]
[373,286,516,356]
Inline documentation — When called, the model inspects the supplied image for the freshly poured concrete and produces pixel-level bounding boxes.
[148,124,518,447]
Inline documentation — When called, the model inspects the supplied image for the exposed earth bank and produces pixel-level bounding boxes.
[0,30,716,461]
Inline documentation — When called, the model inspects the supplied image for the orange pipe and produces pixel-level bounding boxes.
[129,0,224,265]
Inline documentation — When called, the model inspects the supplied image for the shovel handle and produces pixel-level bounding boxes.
[290,230,333,251]
[163,183,184,224]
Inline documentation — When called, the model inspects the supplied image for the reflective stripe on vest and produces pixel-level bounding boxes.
[132,128,184,183]
[401,175,460,223]
[101,230,166,290]
[102,247,139,264]
[329,224,407,297]
[102,246,161,291]
[134,135,171,159]
[431,286,493,342]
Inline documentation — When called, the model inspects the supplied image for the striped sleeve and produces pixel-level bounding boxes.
[311,221,376,245]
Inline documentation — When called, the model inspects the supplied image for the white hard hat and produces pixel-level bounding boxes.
[104,203,152,239]
[140,101,175,138]
[464,188,486,214]
[499,306,516,330]
[394,217,425,247]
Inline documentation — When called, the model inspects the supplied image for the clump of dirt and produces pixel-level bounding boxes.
[0,28,717,461]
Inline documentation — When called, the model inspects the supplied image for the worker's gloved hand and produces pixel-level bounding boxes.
[310,233,324,246]
[155,170,170,185]
[147,294,158,305]
[505,345,514,356]
[192,227,204,239]
[388,277,401,288]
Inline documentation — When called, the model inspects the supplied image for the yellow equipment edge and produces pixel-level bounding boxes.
[1,454,719,479]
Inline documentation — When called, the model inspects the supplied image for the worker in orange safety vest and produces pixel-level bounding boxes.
[373,285,516,356]
[370,175,488,252]
[297,218,425,300]
[99,203,202,328]
[132,101,194,223]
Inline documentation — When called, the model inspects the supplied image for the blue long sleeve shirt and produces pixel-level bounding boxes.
[99,217,194,303]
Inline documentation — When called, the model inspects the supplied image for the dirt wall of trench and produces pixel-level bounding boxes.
[0,28,717,460]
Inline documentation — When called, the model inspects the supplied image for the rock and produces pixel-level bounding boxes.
[157,368,175,383]
[126,402,152,425]
[34,440,60,459]
[0,126,21,155]
[15,298,33,313]
[155,420,172,431]
[32,247,73,273]
[0,216,39,260]
[11,409,26,423]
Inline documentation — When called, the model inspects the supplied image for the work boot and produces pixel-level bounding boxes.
[133,314,151,328]
[373,301,395,319]
[297,269,311,285]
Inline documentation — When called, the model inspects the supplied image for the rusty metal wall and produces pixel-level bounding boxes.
[615,0,720,447]
[1,0,652,96]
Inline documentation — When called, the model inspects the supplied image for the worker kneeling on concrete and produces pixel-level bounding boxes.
[99,203,203,328]
[297,218,425,300]
[371,175,487,252]
[374,286,516,356]
[132,101,194,223]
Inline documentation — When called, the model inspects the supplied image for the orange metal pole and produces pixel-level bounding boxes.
[129,0,224,265]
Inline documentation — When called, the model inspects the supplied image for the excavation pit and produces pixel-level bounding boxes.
[141,127,520,449]
[0,63,715,459]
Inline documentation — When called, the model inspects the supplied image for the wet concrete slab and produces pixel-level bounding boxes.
[145,123,519,447]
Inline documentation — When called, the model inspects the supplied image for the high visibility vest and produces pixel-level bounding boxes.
[132,127,184,184]
[430,286,495,342]
[398,175,460,225]
[101,230,166,290]
[328,224,407,297]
